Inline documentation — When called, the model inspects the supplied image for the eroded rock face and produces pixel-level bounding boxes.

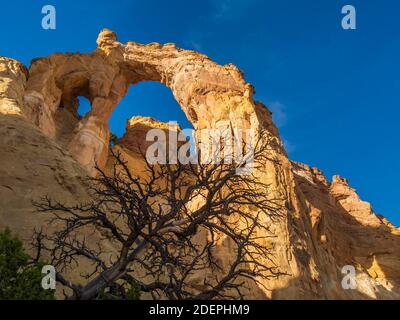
[0,30,399,299]
[290,162,400,299]
[116,116,182,155]
[0,57,28,116]
[23,29,265,175]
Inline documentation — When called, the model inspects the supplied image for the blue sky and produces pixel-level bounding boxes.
[1,0,399,226]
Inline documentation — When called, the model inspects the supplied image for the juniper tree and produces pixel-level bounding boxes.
[33,130,284,300]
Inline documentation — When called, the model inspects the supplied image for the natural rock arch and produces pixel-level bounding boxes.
[23,29,279,175]
[1,31,400,299]
[20,32,293,298]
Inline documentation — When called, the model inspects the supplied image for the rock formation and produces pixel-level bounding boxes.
[0,29,399,299]
[23,29,259,176]
[0,57,28,115]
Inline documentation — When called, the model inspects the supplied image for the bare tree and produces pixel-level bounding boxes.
[32,130,285,300]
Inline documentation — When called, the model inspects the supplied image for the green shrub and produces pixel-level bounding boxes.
[109,132,118,147]
[125,281,141,300]
[95,281,141,300]
[0,228,55,300]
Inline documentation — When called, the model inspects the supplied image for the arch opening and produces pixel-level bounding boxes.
[108,81,194,158]
[77,96,91,118]
[24,30,259,175]
[110,81,193,137]
[54,95,92,149]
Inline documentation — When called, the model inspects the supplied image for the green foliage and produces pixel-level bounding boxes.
[125,281,141,300]
[109,132,118,147]
[95,281,141,300]
[0,228,55,300]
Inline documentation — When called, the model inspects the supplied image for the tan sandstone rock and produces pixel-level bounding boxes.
[0,57,28,115]
[0,29,399,299]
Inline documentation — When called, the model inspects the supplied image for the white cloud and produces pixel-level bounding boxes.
[210,0,257,21]
[268,101,287,128]
[212,0,232,20]
[268,101,294,154]
[188,40,203,51]
[283,139,296,154]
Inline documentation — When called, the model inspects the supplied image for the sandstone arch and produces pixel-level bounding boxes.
[1,30,398,299]
[24,29,280,175]
[20,31,293,298]
[20,32,294,298]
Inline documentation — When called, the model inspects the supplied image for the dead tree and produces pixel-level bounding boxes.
[33,129,285,300]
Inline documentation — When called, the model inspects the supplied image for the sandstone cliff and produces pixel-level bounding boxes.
[0,30,399,299]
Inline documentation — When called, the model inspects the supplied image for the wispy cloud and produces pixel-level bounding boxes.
[212,0,233,20]
[182,0,258,52]
[268,101,287,128]
[188,40,203,51]
[268,101,295,154]
[283,139,296,154]
[210,0,257,21]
